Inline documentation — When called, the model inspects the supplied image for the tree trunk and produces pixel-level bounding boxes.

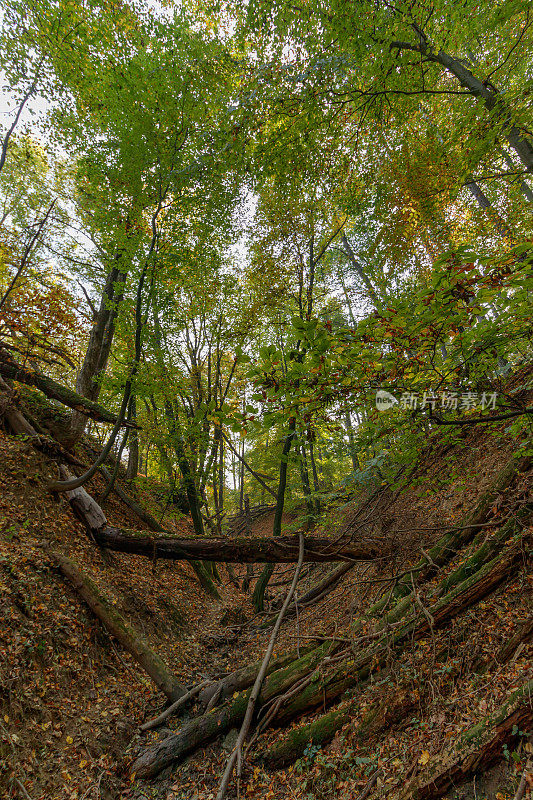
[252,418,296,612]
[50,549,185,702]
[93,526,384,563]
[340,233,381,308]
[0,354,125,426]
[68,264,128,445]
[432,48,533,171]
[132,521,529,778]
[499,148,533,202]
[262,688,416,770]
[126,394,139,481]
[343,405,359,473]
[131,641,335,778]
[198,640,322,711]
[401,679,533,799]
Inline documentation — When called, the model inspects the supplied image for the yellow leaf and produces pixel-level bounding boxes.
[418,750,430,766]
[66,735,73,744]
[3,715,8,723]
[79,760,87,769]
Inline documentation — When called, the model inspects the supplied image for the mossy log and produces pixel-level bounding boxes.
[390,451,532,603]
[402,679,533,799]
[131,641,336,778]
[198,640,323,710]
[132,525,529,779]
[50,549,185,702]
[272,533,529,728]
[0,357,132,426]
[268,451,531,631]
[261,689,416,770]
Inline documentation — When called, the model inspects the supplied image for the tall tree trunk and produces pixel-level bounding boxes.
[252,418,296,612]
[67,263,128,445]
[126,394,139,481]
[343,405,359,473]
[295,438,314,521]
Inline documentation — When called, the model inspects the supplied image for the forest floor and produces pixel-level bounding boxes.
[0,393,532,800]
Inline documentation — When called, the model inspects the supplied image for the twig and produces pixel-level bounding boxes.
[356,768,382,800]
[13,777,33,800]
[513,756,533,800]
[216,532,306,800]
[140,680,211,731]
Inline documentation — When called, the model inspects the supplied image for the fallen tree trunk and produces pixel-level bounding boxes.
[261,688,416,770]
[258,515,532,769]
[272,531,529,729]
[270,451,531,627]
[198,640,323,710]
[132,524,529,779]
[401,679,533,799]
[390,451,532,603]
[93,526,383,563]
[50,549,185,702]
[0,356,134,427]
[131,641,336,778]
[60,467,220,599]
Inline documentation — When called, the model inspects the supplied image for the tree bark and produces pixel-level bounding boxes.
[68,262,128,445]
[262,688,415,770]
[126,394,139,480]
[401,679,533,799]
[252,418,296,612]
[93,526,384,563]
[197,640,322,711]
[50,549,185,702]
[131,641,335,778]
[132,522,529,778]
[0,355,126,426]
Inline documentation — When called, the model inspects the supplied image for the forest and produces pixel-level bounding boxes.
[0,0,532,798]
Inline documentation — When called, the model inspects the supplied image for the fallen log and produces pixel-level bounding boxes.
[198,639,323,710]
[0,356,135,427]
[93,526,384,563]
[401,679,533,799]
[256,519,529,769]
[268,562,355,622]
[269,450,531,627]
[59,467,220,599]
[390,451,532,603]
[131,524,529,779]
[261,688,416,770]
[272,532,530,729]
[131,641,336,778]
[50,549,185,702]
